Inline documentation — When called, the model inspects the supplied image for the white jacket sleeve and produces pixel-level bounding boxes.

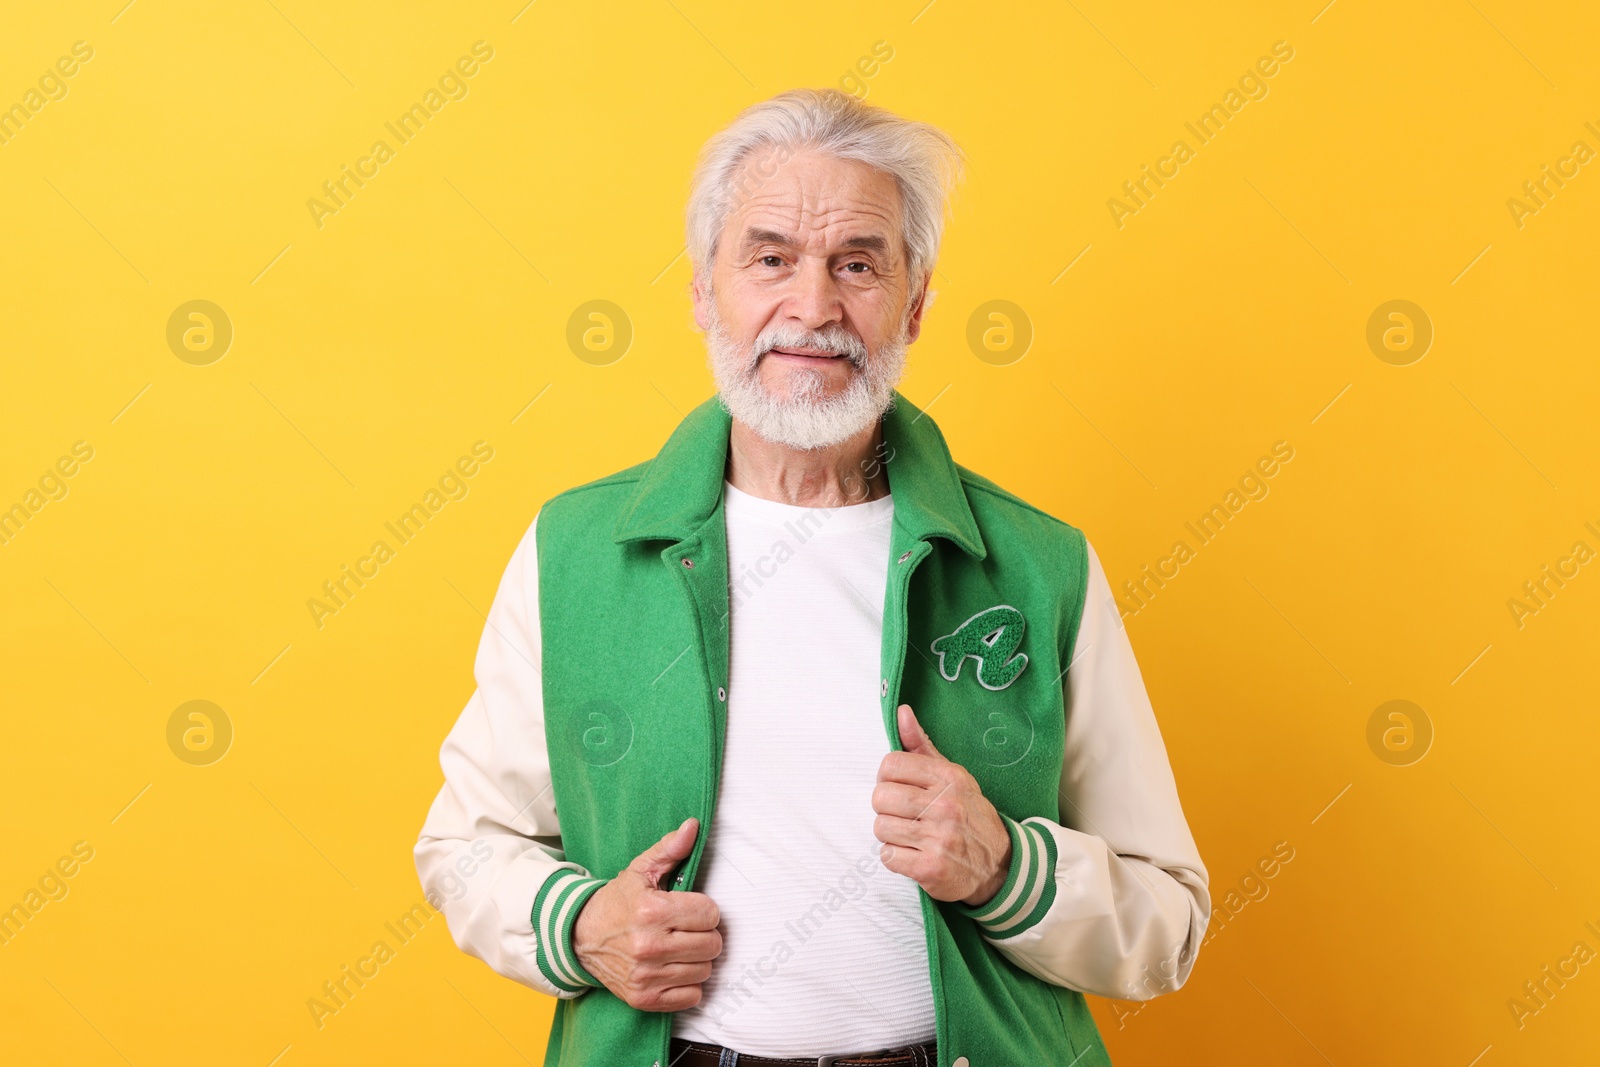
[414,510,608,998]
[957,539,1211,1000]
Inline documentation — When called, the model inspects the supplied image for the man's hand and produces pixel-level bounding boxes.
[873,703,1013,906]
[571,817,722,1011]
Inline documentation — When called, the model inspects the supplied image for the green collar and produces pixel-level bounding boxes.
[610,389,987,560]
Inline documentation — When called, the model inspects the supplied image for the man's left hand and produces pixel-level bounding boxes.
[873,703,1012,907]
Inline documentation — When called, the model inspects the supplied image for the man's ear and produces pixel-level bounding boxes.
[691,271,711,331]
[904,272,933,345]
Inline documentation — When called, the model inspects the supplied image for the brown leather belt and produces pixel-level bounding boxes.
[668,1036,939,1067]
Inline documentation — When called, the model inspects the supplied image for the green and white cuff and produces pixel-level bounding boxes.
[532,867,607,994]
[958,814,1058,940]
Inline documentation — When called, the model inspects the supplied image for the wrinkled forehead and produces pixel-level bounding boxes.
[720,145,905,260]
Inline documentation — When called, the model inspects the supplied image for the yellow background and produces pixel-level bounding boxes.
[2,0,1597,1063]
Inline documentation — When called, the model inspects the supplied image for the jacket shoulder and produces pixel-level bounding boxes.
[955,464,1090,661]
[955,464,1084,541]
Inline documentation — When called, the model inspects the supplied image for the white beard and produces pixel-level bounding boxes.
[703,295,910,451]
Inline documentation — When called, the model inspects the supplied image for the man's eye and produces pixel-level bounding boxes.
[759,255,784,267]
[844,262,872,274]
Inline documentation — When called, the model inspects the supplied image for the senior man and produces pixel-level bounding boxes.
[415,88,1209,1067]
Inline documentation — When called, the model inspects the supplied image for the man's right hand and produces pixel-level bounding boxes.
[571,817,723,1011]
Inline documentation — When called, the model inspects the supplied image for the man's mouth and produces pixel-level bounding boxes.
[767,346,848,363]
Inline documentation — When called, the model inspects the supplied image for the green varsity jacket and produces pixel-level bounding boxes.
[531,389,1111,1067]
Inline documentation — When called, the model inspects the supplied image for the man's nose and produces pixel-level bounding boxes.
[787,256,843,331]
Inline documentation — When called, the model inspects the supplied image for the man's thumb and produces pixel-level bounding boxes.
[628,817,699,884]
[897,703,943,758]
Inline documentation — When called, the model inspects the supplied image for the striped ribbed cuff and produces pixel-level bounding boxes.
[532,867,608,993]
[957,814,1058,940]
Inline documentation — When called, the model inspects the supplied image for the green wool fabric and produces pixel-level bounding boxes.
[533,389,1109,1067]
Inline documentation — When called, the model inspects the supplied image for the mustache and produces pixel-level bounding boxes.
[752,325,870,365]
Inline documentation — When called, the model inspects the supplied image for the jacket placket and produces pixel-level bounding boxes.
[659,495,733,889]
[879,525,949,1058]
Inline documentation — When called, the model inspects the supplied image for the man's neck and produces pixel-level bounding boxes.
[725,416,890,508]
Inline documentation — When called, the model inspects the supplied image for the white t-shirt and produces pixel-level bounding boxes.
[672,479,935,1054]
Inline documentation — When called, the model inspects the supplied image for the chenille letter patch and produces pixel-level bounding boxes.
[931,604,1029,691]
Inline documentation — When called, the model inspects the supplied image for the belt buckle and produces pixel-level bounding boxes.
[818,1049,894,1067]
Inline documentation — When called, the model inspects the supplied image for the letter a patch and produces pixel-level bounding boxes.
[931,604,1028,690]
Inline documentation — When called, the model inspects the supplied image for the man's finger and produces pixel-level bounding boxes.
[871,781,932,819]
[876,750,946,787]
[655,929,723,964]
[627,817,699,885]
[879,841,926,882]
[647,984,707,1012]
[897,703,945,760]
[873,812,931,849]
[643,961,714,986]
[658,890,721,932]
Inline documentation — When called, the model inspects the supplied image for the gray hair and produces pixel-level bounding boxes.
[685,88,964,301]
